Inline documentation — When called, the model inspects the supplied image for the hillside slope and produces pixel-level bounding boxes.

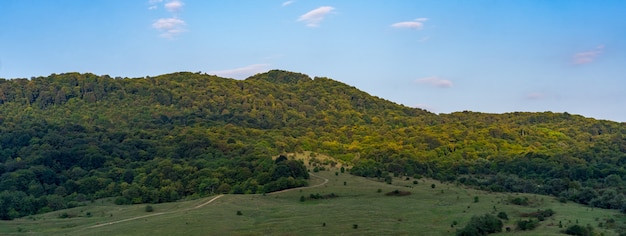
[0,70,625,220]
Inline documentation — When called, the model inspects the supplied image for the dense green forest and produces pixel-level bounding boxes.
[0,70,625,220]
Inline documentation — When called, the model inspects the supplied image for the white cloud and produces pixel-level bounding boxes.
[415,76,453,88]
[152,17,186,39]
[282,1,294,7]
[572,45,604,65]
[209,64,271,79]
[391,18,428,30]
[298,6,335,27]
[165,0,184,12]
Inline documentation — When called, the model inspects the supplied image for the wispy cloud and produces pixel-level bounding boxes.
[391,18,428,30]
[148,0,162,10]
[415,76,453,88]
[164,0,184,12]
[282,1,294,7]
[152,17,186,39]
[209,64,271,79]
[525,92,544,100]
[572,45,604,65]
[298,6,335,27]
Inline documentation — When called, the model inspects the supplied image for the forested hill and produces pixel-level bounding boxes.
[0,70,625,220]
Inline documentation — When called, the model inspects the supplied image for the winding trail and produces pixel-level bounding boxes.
[193,194,224,209]
[83,173,328,230]
[85,194,224,229]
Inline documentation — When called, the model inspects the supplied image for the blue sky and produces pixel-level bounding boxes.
[1,1,625,122]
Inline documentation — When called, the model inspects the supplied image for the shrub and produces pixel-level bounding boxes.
[384,176,393,184]
[431,184,436,189]
[385,190,411,196]
[564,224,593,236]
[517,219,539,231]
[510,197,529,206]
[145,205,154,212]
[236,210,242,215]
[456,214,502,236]
[497,212,508,220]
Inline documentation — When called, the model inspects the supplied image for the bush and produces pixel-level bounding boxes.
[384,176,393,184]
[145,205,154,212]
[517,219,539,231]
[456,214,502,236]
[564,224,593,236]
[510,197,529,206]
[497,212,508,220]
[236,210,242,215]
[385,190,411,196]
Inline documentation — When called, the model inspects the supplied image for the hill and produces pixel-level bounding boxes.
[1,167,625,235]
[0,70,625,221]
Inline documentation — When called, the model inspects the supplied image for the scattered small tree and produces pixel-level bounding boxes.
[564,224,594,236]
[384,175,393,184]
[431,184,436,189]
[497,211,508,220]
[456,214,502,236]
[517,219,538,231]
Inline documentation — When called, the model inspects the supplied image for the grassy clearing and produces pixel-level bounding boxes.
[1,165,625,235]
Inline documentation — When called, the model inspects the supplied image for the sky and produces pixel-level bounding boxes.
[1,1,625,122]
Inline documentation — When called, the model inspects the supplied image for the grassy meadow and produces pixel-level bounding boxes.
[1,155,625,235]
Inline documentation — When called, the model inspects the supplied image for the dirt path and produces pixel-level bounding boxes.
[268,173,329,195]
[83,173,328,230]
[85,194,224,229]
[86,212,166,229]
[193,194,224,209]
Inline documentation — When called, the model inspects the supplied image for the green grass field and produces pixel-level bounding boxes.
[1,163,625,235]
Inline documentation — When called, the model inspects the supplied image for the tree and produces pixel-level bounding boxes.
[456,214,502,236]
[564,224,593,236]
[497,212,508,220]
